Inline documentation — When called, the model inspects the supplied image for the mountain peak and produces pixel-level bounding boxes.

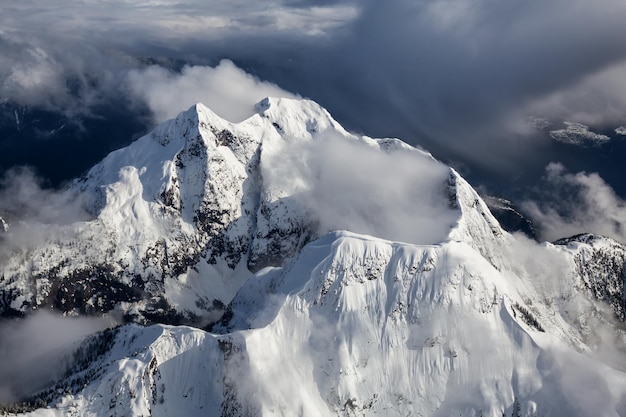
[254,96,350,139]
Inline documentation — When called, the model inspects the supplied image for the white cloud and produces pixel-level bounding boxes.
[0,167,90,225]
[525,60,626,129]
[126,60,297,123]
[507,232,572,296]
[522,163,626,243]
[261,133,458,245]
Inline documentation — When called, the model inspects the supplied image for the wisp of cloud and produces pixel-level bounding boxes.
[0,311,115,403]
[522,163,626,243]
[261,132,458,245]
[126,60,297,123]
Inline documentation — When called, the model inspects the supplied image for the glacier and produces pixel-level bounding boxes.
[0,97,625,416]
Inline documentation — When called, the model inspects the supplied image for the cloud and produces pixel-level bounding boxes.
[0,310,115,402]
[521,163,626,243]
[315,0,626,159]
[0,1,354,129]
[0,31,137,118]
[0,167,89,225]
[2,0,626,181]
[506,232,573,297]
[524,60,626,128]
[261,132,458,245]
[0,167,93,261]
[126,60,297,123]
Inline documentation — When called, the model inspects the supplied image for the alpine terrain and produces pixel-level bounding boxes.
[0,97,625,416]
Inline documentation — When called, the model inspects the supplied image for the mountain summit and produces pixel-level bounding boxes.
[1,98,625,416]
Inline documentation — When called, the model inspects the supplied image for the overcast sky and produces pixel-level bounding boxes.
[3,1,626,147]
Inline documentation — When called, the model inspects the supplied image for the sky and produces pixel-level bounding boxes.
[2,0,626,241]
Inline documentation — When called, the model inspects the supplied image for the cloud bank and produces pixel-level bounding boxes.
[0,167,89,225]
[126,60,297,123]
[522,163,626,243]
[0,311,114,402]
[262,133,458,245]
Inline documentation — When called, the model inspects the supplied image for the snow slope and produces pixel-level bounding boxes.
[14,231,626,417]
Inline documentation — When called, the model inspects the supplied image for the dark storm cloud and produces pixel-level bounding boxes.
[309,0,626,165]
[2,0,626,168]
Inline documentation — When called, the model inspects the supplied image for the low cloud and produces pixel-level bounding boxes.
[521,163,626,243]
[126,60,297,123]
[0,310,115,403]
[261,133,458,245]
[0,167,89,225]
[507,232,573,296]
[0,167,92,262]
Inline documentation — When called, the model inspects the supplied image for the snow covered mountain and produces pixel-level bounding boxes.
[0,96,481,325]
[1,98,626,416]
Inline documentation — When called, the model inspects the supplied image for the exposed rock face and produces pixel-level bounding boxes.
[554,233,626,320]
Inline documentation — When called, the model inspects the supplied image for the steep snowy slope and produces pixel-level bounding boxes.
[11,231,626,417]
